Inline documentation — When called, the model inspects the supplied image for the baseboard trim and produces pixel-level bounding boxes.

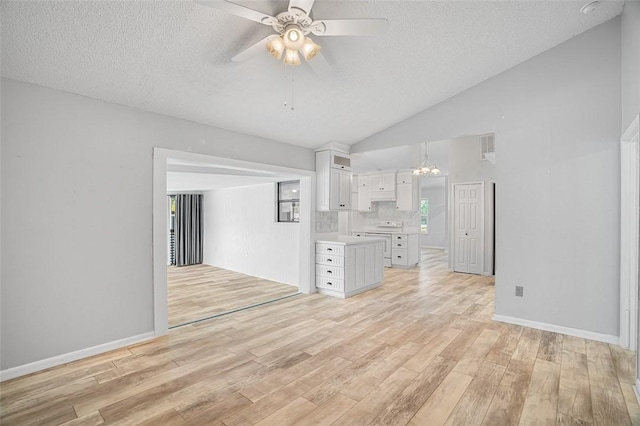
[492,314,619,345]
[635,379,640,405]
[0,331,156,382]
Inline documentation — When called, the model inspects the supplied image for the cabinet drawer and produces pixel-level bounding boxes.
[316,243,344,256]
[316,277,344,291]
[315,254,345,267]
[392,249,409,266]
[393,241,407,249]
[316,265,344,279]
[392,234,407,242]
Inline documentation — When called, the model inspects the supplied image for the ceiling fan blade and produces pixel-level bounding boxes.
[288,0,315,16]
[305,51,332,79]
[232,35,278,62]
[195,0,275,25]
[311,18,389,36]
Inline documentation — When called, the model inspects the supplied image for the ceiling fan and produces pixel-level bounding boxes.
[195,0,389,75]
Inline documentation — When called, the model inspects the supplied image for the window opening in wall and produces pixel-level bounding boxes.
[278,180,300,222]
[420,198,429,233]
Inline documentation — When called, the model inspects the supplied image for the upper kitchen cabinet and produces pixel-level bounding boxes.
[355,175,374,212]
[316,150,352,211]
[396,171,419,211]
[369,171,396,201]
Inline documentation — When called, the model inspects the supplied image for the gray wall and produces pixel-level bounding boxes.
[353,18,622,336]
[0,79,314,370]
[622,1,640,131]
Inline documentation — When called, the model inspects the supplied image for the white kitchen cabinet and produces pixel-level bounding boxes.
[315,237,384,299]
[396,171,413,184]
[369,172,396,201]
[380,172,397,190]
[357,187,373,211]
[391,234,420,267]
[356,175,374,212]
[396,171,419,211]
[331,169,352,210]
[316,150,352,211]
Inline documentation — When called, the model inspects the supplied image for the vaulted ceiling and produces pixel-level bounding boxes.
[1,0,624,149]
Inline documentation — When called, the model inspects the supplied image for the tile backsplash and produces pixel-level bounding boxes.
[315,211,339,233]
[354,201,420,228]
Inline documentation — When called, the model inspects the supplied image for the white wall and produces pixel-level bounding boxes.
[420,177,447,249]
[202,184,300,286]
[0,78,314,372]
[448,136,496,274]
[622,1,640,131]
[352,18,621,338]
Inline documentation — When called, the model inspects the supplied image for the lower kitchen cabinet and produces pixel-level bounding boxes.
[390,234,420,267]
[315,238,384,299]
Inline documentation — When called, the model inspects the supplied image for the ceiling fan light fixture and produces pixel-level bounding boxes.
[266,36,285,60]
[284,48,300,65]
[301,37,321,61]
[283,25,304,50]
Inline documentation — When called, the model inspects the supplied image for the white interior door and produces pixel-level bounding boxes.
[454,183,484,274]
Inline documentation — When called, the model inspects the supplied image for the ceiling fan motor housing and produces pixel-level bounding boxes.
[270,11,318,35]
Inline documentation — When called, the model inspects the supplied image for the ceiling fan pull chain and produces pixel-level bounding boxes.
[290,67,295,111]
[283,64,295,111]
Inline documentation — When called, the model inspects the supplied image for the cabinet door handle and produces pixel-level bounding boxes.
[327,270,332,274]
[327,282,333,286]
[327,259,332,262]
[327,248,333,251]
[397,256,402,258]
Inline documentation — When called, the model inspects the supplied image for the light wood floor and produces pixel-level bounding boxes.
[168,264,299,327]
[2,249,639,425]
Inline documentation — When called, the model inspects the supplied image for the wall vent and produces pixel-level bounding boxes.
[481,134,495,164]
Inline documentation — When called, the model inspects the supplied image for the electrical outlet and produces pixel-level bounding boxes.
[515,286,524,297]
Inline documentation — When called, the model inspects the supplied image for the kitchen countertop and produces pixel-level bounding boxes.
[352,229,420,235]
[316,236,387,245]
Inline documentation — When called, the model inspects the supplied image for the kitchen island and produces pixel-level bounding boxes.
[315,236,385,299]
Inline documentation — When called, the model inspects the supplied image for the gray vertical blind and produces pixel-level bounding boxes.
[175,194,203,266]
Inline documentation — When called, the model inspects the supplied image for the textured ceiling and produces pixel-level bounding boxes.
[1,0,624,149]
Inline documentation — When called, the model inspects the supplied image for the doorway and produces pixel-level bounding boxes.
[153,148,315,336]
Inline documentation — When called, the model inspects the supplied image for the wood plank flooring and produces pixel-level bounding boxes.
[2,249,639,425]
[167,264,298,327]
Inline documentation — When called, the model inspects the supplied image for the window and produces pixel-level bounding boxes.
[420,198,429,233]
[277,181,300,222]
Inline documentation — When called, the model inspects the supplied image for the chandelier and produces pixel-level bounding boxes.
[412,142,441,176]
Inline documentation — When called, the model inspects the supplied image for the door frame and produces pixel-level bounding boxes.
[620,114,639,350]
[152,148,316,337]
[450,181,485,274]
